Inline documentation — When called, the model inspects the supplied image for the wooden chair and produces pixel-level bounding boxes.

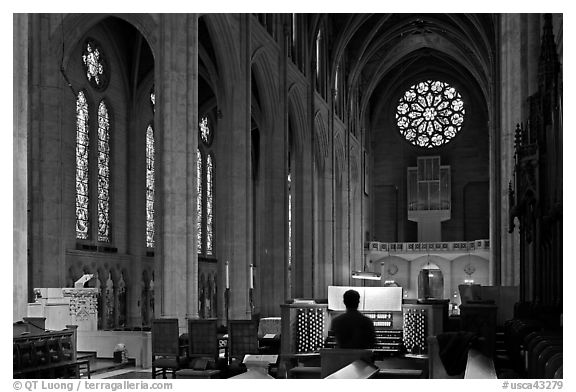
[228,320,259,361]
[257,317,281,354]
[175,319,221,379]
[151,319,186,379]
[226,320,259,377]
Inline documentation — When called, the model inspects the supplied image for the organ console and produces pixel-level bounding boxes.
[403,308,427,354]
[280,286,448,361]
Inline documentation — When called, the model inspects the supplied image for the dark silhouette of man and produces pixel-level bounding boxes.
[330,289,376,349]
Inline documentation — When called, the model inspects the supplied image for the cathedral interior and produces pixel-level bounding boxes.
[13,13,563,380]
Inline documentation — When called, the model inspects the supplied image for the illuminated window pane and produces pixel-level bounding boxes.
[82,40,108,89]
[146,124,155,248]
[315,30,321,81]
[334,65,339,102]
[197,117,216,256]
[288,172,292,268]
[396,80,465,148]
[199,116,212,145]
[197,149,203,253]
[150,89,155,113]
[206,153,213,255]
[97,101,111,242]
[76,91,90,240]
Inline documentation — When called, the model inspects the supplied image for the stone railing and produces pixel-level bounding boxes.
[364,239,490,253]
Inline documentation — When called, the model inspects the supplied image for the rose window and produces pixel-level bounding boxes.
[396,80,465,148]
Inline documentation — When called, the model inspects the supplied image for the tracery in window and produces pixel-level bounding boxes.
[97,101,111,242]
[288,171,292,269]
[206,153,213,255]
[197,115,215,256]
[291,14,297,57]
[76,91,90,240]
[146,124,155,248]
[197,149,203,253]
[315,29,322,82]
[147,86,155,248]
[334,65,340,102]
[199,115,212,146]
[82,39,108,90]
[396,80,465,148]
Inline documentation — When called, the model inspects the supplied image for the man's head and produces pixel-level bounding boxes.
[343,289,360,310]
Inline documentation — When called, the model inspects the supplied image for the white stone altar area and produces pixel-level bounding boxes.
[27,274,99,331]
[28,274,152,367]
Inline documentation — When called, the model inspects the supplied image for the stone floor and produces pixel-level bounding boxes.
[81,355,148,379]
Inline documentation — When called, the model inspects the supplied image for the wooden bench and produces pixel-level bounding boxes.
[13,327,90,379]
[429,335,497,379]
[14,358,91,379]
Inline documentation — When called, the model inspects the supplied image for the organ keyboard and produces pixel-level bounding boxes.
[280,288,447,359]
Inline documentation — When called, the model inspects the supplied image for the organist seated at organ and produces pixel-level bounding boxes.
[330,289,376,349]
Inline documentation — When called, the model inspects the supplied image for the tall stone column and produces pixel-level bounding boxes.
[313,161,330,298]
[334,171,350,286]
[498,14,540,287]
[218,15,253,319]
[288,100,313,298]
[321,162,335,293]
[258,121,288,316]
[351,173,363,274]
[156,14,199,330]
[28,14,67,291]
[293,136,314,298]
[185,15,200,323]
[14,13,29,322]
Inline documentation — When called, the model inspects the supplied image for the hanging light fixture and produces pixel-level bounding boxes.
[351,270,382,280]
[352,254,382,280]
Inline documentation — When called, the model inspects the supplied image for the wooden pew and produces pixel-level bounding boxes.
[13,327,90,379]
[428,336,497,379]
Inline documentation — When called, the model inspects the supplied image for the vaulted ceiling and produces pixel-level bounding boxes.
[314,13,497,125]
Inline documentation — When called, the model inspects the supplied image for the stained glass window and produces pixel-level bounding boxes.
[396,80,465,148]
[197,116,215,256]
[97,101,111,242]
[206,153,213,255]
[146,124,155,248]
[147,86,155,248]
[82,40,108,90]
[199,116,212,145]
[288,172,292,269]
[197,149,203,253]
[315,29,321,81]
[76,91,90,240]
